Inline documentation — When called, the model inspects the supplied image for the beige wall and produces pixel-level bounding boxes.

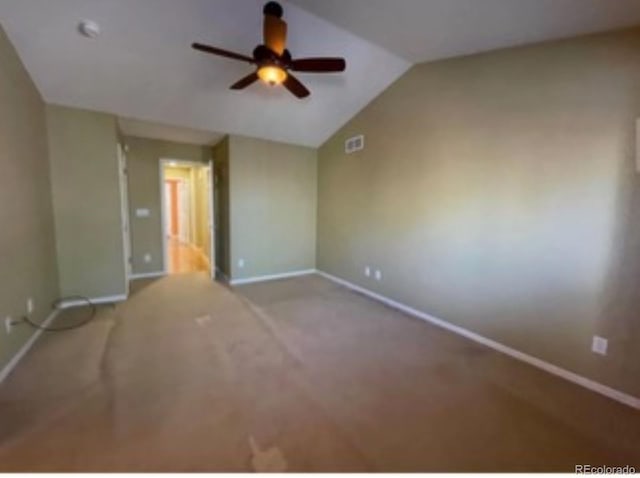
[317,28,640,397]
[228,135,317,280]
[46,105,126,299]
[0,27,60,372]
[125,136,209,274]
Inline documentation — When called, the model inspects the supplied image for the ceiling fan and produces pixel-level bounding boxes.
[192,1,346,99]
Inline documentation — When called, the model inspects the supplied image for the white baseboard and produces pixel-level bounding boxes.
[130,271,166,280]
[1,293,128,385]
[316,270,640,410]
[230,269,316,286]
[57,294,128,309]
[0,308,60,384]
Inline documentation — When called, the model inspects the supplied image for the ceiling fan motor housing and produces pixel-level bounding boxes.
[263,1,284,18]
[253,45,290,69]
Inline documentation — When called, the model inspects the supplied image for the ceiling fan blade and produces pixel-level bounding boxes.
[264,15,287,55]
[230,72,259,90]
[291,58,346,73]
[192,43,254,64]
[283,73,310,99]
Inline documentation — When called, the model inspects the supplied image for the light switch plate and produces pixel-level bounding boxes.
[136,208,151,218]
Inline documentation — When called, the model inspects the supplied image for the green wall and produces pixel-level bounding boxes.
[46,105,126,299]
[228,135,317,281]
[0,27,59,373]
[317,28,640,397]
[213,137,231,278]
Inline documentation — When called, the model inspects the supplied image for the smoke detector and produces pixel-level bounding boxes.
[78,20,101,39]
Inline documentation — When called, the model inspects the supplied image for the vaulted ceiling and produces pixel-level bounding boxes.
[290,0,640,63]
[2,0,640,147]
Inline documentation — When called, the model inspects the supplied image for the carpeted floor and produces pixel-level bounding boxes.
[0,273,638,472]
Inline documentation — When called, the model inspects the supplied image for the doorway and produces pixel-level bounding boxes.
[118,143,132,294]
[160,160,215,277]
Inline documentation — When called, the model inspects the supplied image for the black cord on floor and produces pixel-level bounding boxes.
[20,296,97,332]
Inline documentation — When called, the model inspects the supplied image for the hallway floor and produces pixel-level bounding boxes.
[167,237,209,274]
[0,273,638,472]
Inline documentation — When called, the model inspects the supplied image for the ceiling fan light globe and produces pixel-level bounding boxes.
[258,65,287,86]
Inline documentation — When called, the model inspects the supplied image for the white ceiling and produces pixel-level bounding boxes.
[2,1,640,147]
[290,0,640,62]
[118,117,225,146]
[0,0,409,147]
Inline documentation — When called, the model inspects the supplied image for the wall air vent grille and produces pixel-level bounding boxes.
[345,135,365,154]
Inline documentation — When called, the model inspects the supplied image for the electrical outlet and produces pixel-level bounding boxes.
[27,298,34,315]
[238,259,245,269]
[5,317,13,335]
[592,336,608,356]
[375,270,382,281]
[144,254,152,263]
[365,267,371,278]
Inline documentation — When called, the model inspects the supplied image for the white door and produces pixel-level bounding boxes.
[117,144,132,293]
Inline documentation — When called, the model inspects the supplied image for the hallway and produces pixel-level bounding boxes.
[167,237,209,274]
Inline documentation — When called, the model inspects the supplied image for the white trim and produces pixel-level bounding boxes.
[636,118,640,174]
[316,270,640,410]
[57,294,128,309]
[117,143,132,295]
[207,159,215,281]
[0,308,60,384]
[230,269,316,286]
[160,160,169,275]
[130,271,166,280]
[161,159,209,168]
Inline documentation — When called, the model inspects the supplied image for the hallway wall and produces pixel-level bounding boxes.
[164,166,194,242]
[213,137,231,278]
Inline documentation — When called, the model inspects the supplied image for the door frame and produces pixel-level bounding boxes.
[207,160,215,280]
[159,158,215,277]
[117,143,132,295]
